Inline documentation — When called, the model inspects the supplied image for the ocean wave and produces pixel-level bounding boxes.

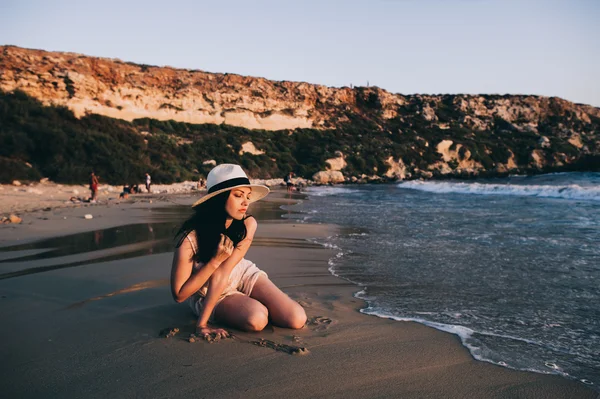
[356,306,565,376]
[304,186,362,197]
[397,181,600,201]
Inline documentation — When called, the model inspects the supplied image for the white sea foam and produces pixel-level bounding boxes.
[357,306,561,376]
[397,180,600,201]
[359,307,479,347]
[305,237,345,277]
[304,186,362,197]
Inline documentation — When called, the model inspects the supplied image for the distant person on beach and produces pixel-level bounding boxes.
[145,173,151,193]
[89,172,99,202]
[197,177,205,190]
[284,172,294,192]
[170,164,306,340]
[119,184,131,199]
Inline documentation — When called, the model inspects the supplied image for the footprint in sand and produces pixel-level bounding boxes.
[251,338,309,355]
[307,316,333,331]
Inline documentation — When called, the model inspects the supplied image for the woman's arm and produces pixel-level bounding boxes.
[170,234,233,303]
[196,217,258,328]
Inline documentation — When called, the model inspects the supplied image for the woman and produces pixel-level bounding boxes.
[170,164,307,340]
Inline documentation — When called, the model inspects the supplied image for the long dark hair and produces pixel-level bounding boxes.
[175,190,247,264]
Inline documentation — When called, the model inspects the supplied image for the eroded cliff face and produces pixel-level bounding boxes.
[1,45,599,181]
[1,45,385,130]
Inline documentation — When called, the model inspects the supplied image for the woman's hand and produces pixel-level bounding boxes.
[196,325,230,341]
[213,234,234,264]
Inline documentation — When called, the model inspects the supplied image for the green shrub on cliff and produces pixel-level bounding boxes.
[0,90,597,184]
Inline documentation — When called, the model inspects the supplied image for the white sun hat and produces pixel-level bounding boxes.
[192,164,270,207]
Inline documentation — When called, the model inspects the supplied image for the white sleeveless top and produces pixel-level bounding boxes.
[185,231,211,297]
[184,231,258,298]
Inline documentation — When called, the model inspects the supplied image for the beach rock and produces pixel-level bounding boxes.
[325,152,347,171]
[312,170,344,184]
[12,180,21,186]
[40,177,50,184]
[8,214,22,224]
[84,214,93,219]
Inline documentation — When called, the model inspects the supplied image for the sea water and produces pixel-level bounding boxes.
[286,172,600,389]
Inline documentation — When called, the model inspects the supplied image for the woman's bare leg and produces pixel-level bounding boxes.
[250,275,307,329]
[213,294,269,332]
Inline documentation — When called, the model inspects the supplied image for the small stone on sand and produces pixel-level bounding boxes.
[159,327,180,338]
[8,214,22,224]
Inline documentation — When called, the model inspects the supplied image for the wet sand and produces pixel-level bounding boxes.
[0,191,596,398]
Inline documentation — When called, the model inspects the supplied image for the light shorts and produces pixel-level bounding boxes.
[187,258,267,322]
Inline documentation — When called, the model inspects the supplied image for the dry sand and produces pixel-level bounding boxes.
[0,178,287,215]
[0,191,596,398]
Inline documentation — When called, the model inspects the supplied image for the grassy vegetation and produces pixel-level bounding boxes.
[0,90,597,184]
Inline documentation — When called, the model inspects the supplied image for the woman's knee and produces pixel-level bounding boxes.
[243,309,269,332]
[290,306,308,329]
[280,303,307,329]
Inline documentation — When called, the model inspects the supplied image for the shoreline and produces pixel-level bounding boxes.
[3,170,597,217]
[0,191,596,398]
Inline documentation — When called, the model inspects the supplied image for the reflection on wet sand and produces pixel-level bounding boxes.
[0,222,177,280]
[66,279,169,309]
[0,198,311,280]
[0,239,172,280]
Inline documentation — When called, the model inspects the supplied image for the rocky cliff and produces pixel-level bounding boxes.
[1,45,599,182]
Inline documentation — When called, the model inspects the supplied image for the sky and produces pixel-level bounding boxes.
[1,0,599,107]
